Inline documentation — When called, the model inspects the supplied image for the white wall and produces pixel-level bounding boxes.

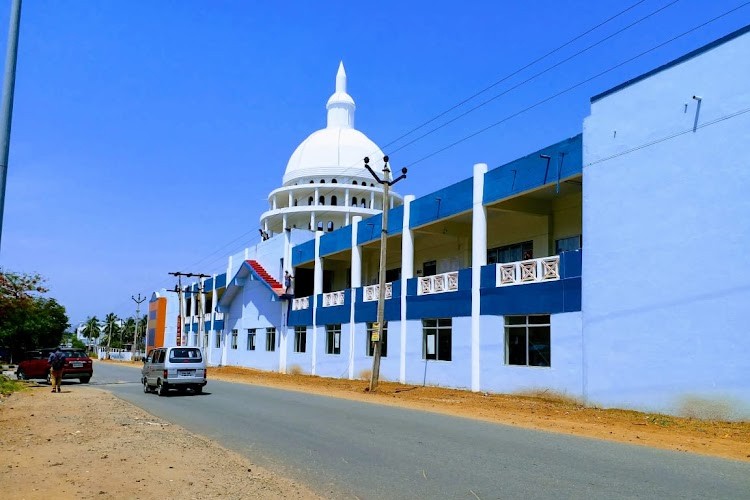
[582,31,750,419]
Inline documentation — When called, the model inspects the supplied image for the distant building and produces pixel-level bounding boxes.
[148,26,750,419]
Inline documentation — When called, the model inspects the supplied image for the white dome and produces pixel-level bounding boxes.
[282,127,384,185]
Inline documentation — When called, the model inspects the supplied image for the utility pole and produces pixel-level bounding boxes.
[131,293,146,360]
[364,155,407,392]
[169,271,209,348]
[0,0,21,252]
[185,273,210,350]
[169,272,186,346]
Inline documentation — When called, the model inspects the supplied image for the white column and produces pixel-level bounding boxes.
[272,196,277,210]
[315,187,320,205]
[370,190,375,209]
[345,188,350,207]
[400,195,415,384]
[471,163,488,392]
[288,191,293,207]
[312,231,323,375]
[348,216,362,380]
[310,212,316,231]
[279,302,288,374]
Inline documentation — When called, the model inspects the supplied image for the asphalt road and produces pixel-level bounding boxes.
[90,362,749,499]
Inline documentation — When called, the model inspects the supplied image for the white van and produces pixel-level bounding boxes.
[141,347,207,396]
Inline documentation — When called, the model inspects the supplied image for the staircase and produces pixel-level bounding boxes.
[247,260,284,296]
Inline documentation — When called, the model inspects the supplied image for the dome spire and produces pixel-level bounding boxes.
[326,61,355,129]
[336,61,347,93]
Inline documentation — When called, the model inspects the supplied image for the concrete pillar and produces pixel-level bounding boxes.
[370,190,375,209]
[272,196,277,210]
[400,195,415,383]
[315,187,320,205]
[471,163,488,392]
[345,188,350,207]
[312,231,323,375]
[288,191,293,207]
[348,216,362,379]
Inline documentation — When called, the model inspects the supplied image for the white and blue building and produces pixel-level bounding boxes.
[148,26,750,419]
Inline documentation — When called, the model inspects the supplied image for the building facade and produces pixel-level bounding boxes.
[148,26,750,419]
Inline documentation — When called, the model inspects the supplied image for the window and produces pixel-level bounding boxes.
[487,240,533,264]
[294,199,298,206]
[361,200,366,208]
[422,319,452,361]
[326,324,341,355]
[327,221,334,232]
[231,329,238,350]
[246,329,256,351]
[294,326,306,353]
[320,179,325,184]
[308,196,313,206]
[352,180,358,185]
[266,327,276,352]
[319,195,325,205]
[214,331,221,348]
[331,195,337,206]
[309,180,314,184]
[423,260,437,277]
[555,235,582,254]
[385,268,401,282]
[505,315,551,367]
[366,322,387,357]
[331,179,337,183]
[317,222,323,231]
[352,197,358,206]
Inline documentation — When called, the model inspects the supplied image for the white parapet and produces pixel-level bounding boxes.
[292,296,311,311]
[363,282,393,302]
[322,290,346,307]
[417,271,459,296]
[496,256,560,287]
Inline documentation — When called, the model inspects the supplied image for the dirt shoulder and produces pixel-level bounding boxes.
[202,365,750,463]
[0,384,321,500]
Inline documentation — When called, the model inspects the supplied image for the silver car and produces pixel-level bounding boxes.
[141,347,207,396]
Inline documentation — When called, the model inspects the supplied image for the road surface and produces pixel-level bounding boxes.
[92,361,750,499]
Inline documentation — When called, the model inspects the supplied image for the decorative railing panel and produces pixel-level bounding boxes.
[214,311,224,321]
[496,256,560,287]
[363,282,393,302]
[417,271,459,296]
[322,290,346,307]
[292,296,310,311]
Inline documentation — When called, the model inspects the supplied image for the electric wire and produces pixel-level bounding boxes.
[405,1,750,168]
[91,2,747,318]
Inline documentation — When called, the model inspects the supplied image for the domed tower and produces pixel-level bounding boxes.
[260,62,403,235]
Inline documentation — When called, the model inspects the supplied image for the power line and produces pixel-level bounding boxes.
[380,0,651,151]
[389,0,683,155]
[405,1,750,168]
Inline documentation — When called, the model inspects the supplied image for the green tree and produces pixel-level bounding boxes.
[0,269,69,359]
[103,313,120,349]
[82,316,101,350]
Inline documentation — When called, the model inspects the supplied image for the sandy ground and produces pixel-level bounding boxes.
[1,361,748,499]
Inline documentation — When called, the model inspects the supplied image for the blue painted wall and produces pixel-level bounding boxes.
[353,281,402,323]
[409,178,472,229]
[319,225,352,257]
[292,239,315,267]
[315,290,352,325]
[403,317,472,389]
[582,29,750,418]
[356,205,405,246]
[479,312,583,396]
[483,135,582,205]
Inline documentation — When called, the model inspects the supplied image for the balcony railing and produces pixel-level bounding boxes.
[496,255,560,287]
[322,290,346,307]
[292,296,310,311]
[214,311,224,321]
[203,313,211,321]
[418,271,459,296]
[363,282,393,302]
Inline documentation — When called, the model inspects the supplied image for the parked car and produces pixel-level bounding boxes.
[142,347,207,396]
[16,348,93,384]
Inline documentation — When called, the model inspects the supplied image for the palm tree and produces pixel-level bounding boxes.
[83,316,101,352]
[138,314,148,348]
[103,313,119,352]
[122,317,136,345]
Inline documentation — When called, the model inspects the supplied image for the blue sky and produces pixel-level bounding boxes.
[1,0,748,325]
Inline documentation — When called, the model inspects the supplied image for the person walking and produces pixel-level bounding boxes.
[48,347,65,393]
